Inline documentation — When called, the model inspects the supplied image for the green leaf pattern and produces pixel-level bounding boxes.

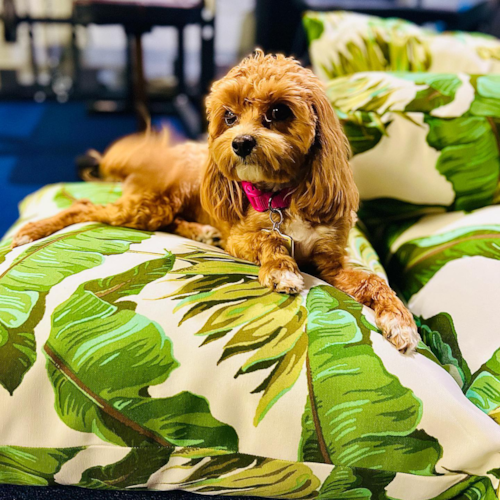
[388,225,500,299]
[0,225,151,395]
[304,12,432,81]
[305,11,500,82]
[326,72,500,218]
[386,204,500,477]
[1,183,500,497]
[169,248,308,427]
[45,252,238,450]
[303,286,442,475]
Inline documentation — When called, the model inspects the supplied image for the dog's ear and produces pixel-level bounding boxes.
[201,158,246,223]
[292,83,359,225]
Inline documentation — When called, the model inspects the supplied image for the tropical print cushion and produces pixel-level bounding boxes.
[386,205,500,431]
[303,10,500,81]
[326,71,500,220]
[1,183,500,498]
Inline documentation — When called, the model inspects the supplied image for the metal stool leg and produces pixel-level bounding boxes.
[70,24,80,97]
[175,25,185,94]
[200,15,215,98]
[128,32,149,131]
[172,24,201,139]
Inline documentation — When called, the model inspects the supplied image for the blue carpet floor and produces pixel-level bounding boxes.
[0,101,185,237]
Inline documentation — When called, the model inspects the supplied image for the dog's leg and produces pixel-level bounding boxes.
[12,194,179,248]
[314,251,420,354]
[226,230,304,294]
[169,218,223,247]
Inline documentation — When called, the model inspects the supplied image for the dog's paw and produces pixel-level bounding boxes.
[172,220,224,248]
[377,309,421,355]
[265,269,304,294]
[259,262,304,295]
[11,233,34,248]
[194,225,223,247]
[11,221,53,248]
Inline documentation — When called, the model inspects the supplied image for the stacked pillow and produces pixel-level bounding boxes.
[327,71,500,218]
[305,11,500,81]
[303,11,500,220]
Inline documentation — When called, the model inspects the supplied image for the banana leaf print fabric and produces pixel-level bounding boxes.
[324,71,500,219]
[0,183,500,498]
[385,205,500,480]
[303,11,500,82]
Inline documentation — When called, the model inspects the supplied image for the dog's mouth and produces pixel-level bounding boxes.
[234,157,295,185]
[235,164,267,183]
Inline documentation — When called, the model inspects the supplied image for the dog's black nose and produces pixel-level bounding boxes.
[232,135,256,158]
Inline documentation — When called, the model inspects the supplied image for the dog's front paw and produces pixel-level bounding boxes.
[377,307,421,355]
[259,260,304,295]
[12,221,54,248]
[194,225,223,247]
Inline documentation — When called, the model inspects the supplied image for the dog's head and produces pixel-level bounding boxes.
[201,50,358,224]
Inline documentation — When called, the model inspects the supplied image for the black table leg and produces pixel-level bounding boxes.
[200,11,215,98]
[71,23,80,97]
[175,25,185,94]
[129,32,149,131]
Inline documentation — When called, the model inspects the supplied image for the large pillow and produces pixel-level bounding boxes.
[385,204,500,424]
[326,71,500,219]
[304,10,500,81]
[1,183,500,498]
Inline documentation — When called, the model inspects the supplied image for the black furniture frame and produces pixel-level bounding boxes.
[73,0,215,135]
[0,0,216,137]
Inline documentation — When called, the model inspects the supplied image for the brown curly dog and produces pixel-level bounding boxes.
[13,50,419,353]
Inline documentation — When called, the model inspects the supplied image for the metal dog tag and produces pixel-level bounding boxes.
[262,207,295,258]
[262,228,295,258]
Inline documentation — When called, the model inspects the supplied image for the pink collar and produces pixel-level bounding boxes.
[241,181,294,212]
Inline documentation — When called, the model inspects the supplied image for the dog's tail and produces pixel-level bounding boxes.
[76,127,171,183]
[76,149,103,182]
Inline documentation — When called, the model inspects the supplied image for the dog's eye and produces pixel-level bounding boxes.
[224,110,237,126]
[265,104,293,124]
